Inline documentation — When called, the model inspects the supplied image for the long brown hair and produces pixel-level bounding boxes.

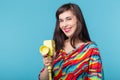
[53,3,91,52]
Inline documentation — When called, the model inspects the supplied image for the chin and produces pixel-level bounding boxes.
[65,34,72,38]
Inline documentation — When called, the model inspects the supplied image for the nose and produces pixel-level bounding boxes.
[63,20,68,27]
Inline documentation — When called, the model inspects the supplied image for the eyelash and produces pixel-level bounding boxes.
[59,20,63,22]
[59,18,72,22]
[66,17,72,20]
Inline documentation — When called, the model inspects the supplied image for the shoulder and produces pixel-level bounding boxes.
[84,41,98,49]
[81,41,100,54]
[85,42,101,56]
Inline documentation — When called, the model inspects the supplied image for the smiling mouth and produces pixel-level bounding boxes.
[64,27,72,32]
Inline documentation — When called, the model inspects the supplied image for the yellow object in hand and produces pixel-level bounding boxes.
[40,40,55,57]
[39,40,55,80]
[39,45,49,56]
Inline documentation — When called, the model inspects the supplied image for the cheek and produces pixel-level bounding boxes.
[73,21,77,28]
[59,23,63,30]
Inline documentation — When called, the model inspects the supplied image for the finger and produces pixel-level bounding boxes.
[44,61,52,67]
[43,54,48,58]
[44,58,53,63]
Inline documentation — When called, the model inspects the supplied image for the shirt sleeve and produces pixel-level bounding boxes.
[88,48,104,80]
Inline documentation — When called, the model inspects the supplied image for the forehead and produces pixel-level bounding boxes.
[59,10,75,19]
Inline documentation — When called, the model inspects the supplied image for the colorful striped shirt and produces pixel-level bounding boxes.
[52,42,104,80]
[39,42,104,80]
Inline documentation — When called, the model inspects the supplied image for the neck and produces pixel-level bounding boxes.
[65,38,84,47]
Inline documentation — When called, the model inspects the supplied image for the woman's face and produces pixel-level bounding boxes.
[59,10,77,38]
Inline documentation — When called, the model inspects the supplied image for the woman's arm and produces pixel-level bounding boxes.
[39,67,49,80]
[39,56,54,80]
[88,48,104,80]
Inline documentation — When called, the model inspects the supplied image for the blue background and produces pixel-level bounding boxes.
[0,0,120,80]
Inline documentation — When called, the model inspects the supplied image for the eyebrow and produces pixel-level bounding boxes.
[59,16,72,20]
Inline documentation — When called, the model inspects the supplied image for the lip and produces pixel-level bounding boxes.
[64,27,72,32]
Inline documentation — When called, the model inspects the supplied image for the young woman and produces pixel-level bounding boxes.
[39,3,104,80]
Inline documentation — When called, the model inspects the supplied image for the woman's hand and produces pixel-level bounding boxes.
[43,55,54,68]
[39,52,56,80]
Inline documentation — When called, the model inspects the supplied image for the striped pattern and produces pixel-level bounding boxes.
[53,42,104,80]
